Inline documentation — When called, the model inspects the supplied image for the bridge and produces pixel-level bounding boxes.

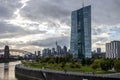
[0,49,33,57]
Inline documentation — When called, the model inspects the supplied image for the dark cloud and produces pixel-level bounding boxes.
[0,22,23,33]
[20,0,72,27]
[21,0,70,19]
[0,21,47,38]
[0,0,21,19]
[92,0,120,25]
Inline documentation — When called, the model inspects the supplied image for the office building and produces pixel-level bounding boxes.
[92,48,106,58]
[70,5,91,59]
[63,46,67,54]
[106,41,120,59]
[97,48,101,53]
[42,48,51,58]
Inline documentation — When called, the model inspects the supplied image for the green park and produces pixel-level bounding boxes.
[22,55,120,74]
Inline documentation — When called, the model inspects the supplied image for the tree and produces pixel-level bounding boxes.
[48,58,54,64]
[100,59,113,71]
[85,58,93,65]
[114,59,120,72]
[91,59,102,70]
[81,58,85,66]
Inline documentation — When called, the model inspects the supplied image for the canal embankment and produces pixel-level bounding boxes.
[15,64,120,80]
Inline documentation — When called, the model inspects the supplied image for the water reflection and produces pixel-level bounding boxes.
[0,61,20,80]
[4,64,9,80]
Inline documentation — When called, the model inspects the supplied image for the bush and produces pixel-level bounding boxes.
[48,58,54,64]
[70,62,81,68]
[91,63,98,70]
[74,63,81,68]
[91,59,102,69]
[100,59,113,71]
[114,60,120,72]
[59,62,66,69]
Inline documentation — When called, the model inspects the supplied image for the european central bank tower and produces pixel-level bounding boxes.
[70,5,91,59]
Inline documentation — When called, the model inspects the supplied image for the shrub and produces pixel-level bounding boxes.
[100,59,113,71]
[91,63,98,70]
[70,62,81,68]
[74,63,81,68]
[91,59,102,69]
[114,59,120,72]
[59,62,66,69]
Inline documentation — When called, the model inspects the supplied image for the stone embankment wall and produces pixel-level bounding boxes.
[15,64,120,80]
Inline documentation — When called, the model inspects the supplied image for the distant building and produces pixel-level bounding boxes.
[42,42,69,57]
[56,41,62,56]
[51,48,56,55]
[106,41,120,59]
[97,48,101,53]
[70,5,91,59]
[63,46,67,54]
[4,45,10,59]
[92,48,105,58]
[37,51,41,57]
[93,52,106,59]
[42,48,51,57]
[0,54,4,58]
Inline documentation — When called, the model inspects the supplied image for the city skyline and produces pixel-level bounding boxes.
[0,0,120,52]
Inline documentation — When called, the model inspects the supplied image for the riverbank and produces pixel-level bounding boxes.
[22,60,116,74]
[21,58,120,74]
[15,64,120,80]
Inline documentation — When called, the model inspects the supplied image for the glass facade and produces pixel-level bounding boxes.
[70,5,91,59]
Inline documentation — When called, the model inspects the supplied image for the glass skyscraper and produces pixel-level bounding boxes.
[70,5,91,59]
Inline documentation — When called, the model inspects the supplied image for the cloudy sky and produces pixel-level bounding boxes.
[0,0,120,52]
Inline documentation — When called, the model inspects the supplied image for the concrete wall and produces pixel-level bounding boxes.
[15,64,120,80]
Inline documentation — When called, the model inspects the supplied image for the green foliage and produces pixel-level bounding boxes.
[65,54,73,62]
[70,62,81,68]
[22,57,120,73]
[35,58,40,62]
[85,58,93,65]
[91,59,102,69]
[48,58,54,64]
[74,63,81,68]
[81,58,93,66]
[114,59,120,72]
[81,58,85,66]
[91,63,98,70]
[100,59,113,71]
[60,62,66,69]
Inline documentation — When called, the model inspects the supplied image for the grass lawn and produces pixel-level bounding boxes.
[22,61,116,74]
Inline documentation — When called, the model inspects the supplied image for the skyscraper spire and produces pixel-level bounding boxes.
[56,41,58,46]
[82,0,84,8]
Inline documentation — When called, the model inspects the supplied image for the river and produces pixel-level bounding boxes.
[0,61,21,80]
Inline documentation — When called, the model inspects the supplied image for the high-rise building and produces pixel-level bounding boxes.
[106,41,120,59]
[70,5,91,59]
[56,41,62,56]
[4,45,10,59]
[97,48,101,53]
[42,48,51,57]
[63,46,67,54]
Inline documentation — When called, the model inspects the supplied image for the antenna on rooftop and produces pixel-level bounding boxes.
[82,0,84,8]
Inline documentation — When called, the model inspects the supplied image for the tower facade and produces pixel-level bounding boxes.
[70,5,91,59]
[106,41,120,59]
[4,45,10,59]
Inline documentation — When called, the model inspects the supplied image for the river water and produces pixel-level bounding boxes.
[0,61,21,80]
